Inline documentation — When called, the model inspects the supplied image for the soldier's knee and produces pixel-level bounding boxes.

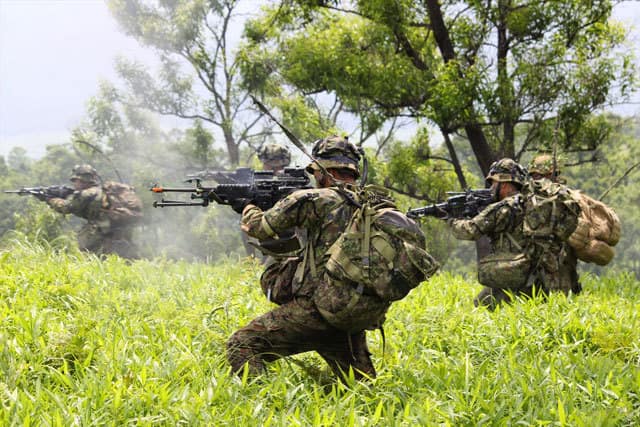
[226,330,265,375]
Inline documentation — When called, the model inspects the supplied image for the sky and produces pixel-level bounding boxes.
[1,0,639,159]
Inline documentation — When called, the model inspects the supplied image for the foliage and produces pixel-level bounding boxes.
[561,114,640,275]
[105,0,274,166]
[1,239,639,424]
[239,0,637,185]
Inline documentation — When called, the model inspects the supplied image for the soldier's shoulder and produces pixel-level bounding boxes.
[78,185,103,199]
[286,187,340,201]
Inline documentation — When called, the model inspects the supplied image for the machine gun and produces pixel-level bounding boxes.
[4,185,75,201]
[151,167,311,210]
[183,167,308,184]
[407,188,495,220]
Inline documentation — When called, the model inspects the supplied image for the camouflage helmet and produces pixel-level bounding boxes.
[486,158,528,187]
[529,154,559,176]
[257,143,291,168]
[306,135,361,178]
[70,164,100,184]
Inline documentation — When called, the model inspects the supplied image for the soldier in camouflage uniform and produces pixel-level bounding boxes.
[529,154,581,294]
[257,143,291,174]
[449,158,576,309]
[226,136,383,381]
[47,164,138,258]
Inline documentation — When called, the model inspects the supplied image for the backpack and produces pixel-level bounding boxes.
[313,185,439,332]
[567,191,620,265]
[522,180,581,241]
[326,185,439,300]
[102,181,144,226]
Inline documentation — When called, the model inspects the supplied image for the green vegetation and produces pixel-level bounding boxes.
[2,238,638,425]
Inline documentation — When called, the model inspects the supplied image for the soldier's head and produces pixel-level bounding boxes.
[529,153,560,182]
[305,135,361,187]
[486,158,528,200]
[257,143,291,173]
[70,164,100,189]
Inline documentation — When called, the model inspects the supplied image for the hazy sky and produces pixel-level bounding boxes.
[0,0,154,157]
[1,0,639,159]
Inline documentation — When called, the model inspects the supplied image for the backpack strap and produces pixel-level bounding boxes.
[362,206,373,279]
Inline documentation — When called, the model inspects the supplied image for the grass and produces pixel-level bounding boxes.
[0,238,639,426]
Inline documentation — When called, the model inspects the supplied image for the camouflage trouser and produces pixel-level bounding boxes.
[78,224,138,259]
[560,247,581,294]
[474,286,544,311]
[226,297,376,381]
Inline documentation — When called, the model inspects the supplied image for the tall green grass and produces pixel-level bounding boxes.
[1,239,638,426]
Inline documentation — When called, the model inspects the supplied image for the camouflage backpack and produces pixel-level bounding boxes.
[102,181,143,226]
[567,191,620,265]
[522,179,580,241]
[314,185,439,332]
[325,185,439,301]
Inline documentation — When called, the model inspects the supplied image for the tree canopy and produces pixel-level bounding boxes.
[240,0,636,188]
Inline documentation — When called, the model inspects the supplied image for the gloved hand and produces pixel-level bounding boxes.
[230,198,252,214]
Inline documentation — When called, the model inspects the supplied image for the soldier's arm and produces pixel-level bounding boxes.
[241,190,320,240]
[448,201,511,240]
[47,197,73,214]
[47,188,101,216]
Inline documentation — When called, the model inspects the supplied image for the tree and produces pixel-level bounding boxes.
[240,0,636,189]
[107,0,272,166]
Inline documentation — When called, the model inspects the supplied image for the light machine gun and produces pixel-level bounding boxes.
[407,188,495,220]
[4,185,75,201]
[150,167,311,210]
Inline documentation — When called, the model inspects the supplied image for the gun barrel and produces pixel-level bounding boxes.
[151,187,198,193]
[153,200,208,207]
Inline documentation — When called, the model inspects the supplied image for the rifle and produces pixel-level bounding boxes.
[407,188,495,220]
[4,185,75,201]
[150,167,312,210]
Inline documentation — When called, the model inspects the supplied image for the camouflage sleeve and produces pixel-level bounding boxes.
[47,187,103,217]
[241,189,324,240]
[47,197,72,214]
[449,199,517,240]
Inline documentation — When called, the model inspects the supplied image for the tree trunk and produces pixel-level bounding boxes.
[425,0,495,175]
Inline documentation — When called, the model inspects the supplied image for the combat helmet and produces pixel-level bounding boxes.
[306,135,362,178]
[486,158,528,187]
[257,143,291,169]
[70,164,100,185]
[529,154,559,177]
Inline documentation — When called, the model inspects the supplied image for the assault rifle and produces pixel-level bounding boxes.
[151,167,311,210]
[407,188,495,220]
[4,185,74,201]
